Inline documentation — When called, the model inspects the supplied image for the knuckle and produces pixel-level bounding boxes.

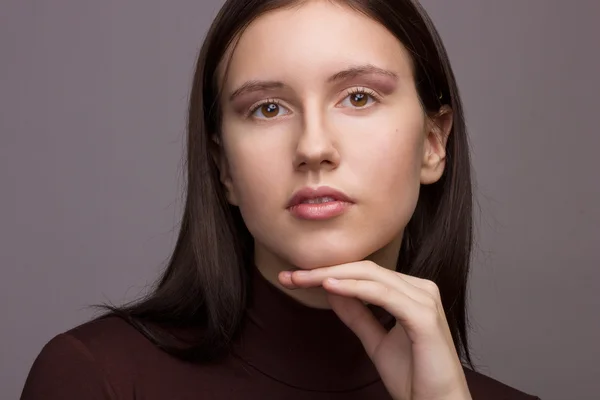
[362,260,378,271]
[379,283,391,296]
[361,260,380,280]
[422,279,441,298]
[365,280,388,296]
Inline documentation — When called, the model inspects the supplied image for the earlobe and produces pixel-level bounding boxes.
[420,106,453,185]
[420,153,445,185]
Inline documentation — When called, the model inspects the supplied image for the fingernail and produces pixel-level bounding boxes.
[280,271,292,279]
[294,270,310,277]
[327,278,340,285]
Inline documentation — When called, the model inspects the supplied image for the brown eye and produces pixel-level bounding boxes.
[260,103,280,118]
[349,92,368,108]
[340,88,379,109]
[249,101,289,119]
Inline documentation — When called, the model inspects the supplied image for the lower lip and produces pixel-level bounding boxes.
[288,201,352,220]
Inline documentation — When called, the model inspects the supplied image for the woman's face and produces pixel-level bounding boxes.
[217,1,450,272]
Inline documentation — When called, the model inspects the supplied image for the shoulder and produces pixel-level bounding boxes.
[22,316,153,400]
[464,367,540,400]
[67,315,156,361]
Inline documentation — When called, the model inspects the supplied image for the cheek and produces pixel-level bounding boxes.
[346,117,425,236]
[223,135,288,220]
[384,134,423,198]
[347,120,424,196]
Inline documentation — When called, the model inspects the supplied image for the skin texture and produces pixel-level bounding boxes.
[217,1,451,308]
[215,3,470,398]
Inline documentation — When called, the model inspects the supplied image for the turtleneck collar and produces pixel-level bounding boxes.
[231,265,395,392]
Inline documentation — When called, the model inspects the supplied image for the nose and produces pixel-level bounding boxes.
[292,116,341,172]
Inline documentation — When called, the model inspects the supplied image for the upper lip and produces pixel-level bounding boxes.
[286,186,354,208]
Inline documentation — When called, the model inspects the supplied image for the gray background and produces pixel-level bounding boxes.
[1,1,599,399]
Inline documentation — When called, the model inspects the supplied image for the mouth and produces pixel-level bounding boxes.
[286,186,354,220]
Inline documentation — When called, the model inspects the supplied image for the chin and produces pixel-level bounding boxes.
[252,221,405,271]
[281,240,377,270]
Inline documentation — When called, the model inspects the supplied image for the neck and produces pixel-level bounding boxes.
[231,264,396,391]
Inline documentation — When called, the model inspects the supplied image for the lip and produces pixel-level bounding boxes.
[286,186,354,221]
[286,186,354,208]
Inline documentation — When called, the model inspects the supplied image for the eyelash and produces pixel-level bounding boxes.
[245,87,382,119]
[345,87,381,104]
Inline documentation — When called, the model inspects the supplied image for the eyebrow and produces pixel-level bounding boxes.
[228,64,398,102]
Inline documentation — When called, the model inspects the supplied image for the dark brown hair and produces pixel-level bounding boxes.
[102,0,475,369]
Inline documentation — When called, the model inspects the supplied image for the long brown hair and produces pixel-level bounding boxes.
[102,0,475,369]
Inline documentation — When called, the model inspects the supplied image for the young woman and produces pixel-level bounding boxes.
[21,0,540,399]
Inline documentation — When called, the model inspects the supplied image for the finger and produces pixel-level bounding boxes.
[322,278,443,343]
[278,270,294,287]
[326,293,387,357]
[286,262,434,306]
[398,274,443,300]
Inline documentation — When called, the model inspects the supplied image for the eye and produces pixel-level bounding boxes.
[248,99,291,120]
[339,88,380,109]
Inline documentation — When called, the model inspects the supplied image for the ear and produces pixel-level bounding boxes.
[420,105,453,185]
[210,135,239,206]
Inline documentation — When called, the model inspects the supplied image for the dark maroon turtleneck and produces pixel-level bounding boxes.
[21,265,539,399]
[232,265,395,392]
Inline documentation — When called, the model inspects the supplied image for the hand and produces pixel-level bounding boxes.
[278,261,472,400]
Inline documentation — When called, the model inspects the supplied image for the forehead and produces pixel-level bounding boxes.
[218,1,414,92]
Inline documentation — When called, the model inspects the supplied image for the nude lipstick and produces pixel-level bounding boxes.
[286,186,354,220]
